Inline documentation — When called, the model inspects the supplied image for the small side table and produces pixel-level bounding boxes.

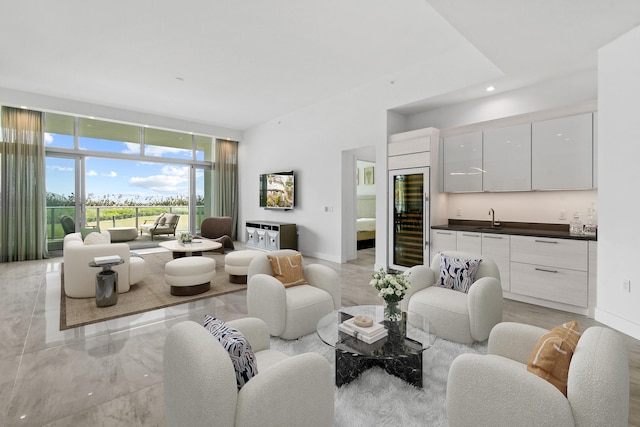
[88,259,125,307]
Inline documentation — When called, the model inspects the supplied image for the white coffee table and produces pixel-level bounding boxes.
[158,239,222,259]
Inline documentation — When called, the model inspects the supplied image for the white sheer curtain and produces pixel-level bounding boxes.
[213,139,238,240]
[1,106,49,261]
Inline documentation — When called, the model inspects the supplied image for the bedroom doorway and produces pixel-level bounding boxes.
[349,158,376,267]
[341,146,376,266]
[356,159,376,251]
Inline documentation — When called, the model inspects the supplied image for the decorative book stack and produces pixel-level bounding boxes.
[93,255,122,265]
[338,316,388,344]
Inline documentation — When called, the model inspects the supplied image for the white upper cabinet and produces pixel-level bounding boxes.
[531,113,593,190]
[443,132,483,192]
[483,123,532,191]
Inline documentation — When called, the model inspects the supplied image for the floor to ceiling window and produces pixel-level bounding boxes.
[44,112,213,250]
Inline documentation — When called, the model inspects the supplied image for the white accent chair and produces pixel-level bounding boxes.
[140,212,180,240]
[402,251,502,343]
[163,318,334,427]
[247,249,341,340]
[446,322,630,427]
[62,232,147,298]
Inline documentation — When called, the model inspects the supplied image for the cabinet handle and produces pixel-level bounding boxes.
[483,235,503,239]
[535,267,558,273]
[534,240,558,244]
[461,233,479,237]
[436,231,453,235]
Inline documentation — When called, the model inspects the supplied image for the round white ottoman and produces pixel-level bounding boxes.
[224,250,263,284]
[107,226,138,242]
[165,257,216,296]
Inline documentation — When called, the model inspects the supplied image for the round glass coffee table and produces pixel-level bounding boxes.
[158,239,222,258]
[317,305,436,388]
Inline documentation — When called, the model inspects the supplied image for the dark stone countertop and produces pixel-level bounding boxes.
[431,219,597,241]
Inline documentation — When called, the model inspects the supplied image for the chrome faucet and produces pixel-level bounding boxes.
[488,208,497,228]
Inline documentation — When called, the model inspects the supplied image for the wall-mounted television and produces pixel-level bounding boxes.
[259,171,295,210]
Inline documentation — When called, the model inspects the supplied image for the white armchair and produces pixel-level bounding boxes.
[163,318,334,427]
[62,232,147,298]
[247,249,341,340]
[446,322,630,427]
[402,251,502,343]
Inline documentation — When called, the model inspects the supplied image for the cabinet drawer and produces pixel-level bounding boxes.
[388,152,430,170]
[266,230,280,250]
[431,230,457,257]
[388,137,431,156]
[482,234,510,291]
[511,262,588,308]
[255,229,267,249]
[456,231,481,254]
[510,235,587,271]
[246,227,258,246]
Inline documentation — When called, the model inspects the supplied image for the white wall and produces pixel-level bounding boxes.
[445,191,597,226]
[239,41,501,266]
[596,24,640,339]
[356,160,376,197]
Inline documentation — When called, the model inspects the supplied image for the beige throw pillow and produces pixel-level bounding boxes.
[83,232,109,245]
[267,253,307,288]
[527,320,581,396]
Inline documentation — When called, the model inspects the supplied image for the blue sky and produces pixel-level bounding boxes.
[45,133,204,201]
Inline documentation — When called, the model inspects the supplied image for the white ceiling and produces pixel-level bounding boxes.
[1,0,640,130]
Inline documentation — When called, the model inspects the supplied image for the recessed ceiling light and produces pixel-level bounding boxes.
[486,86,495,92]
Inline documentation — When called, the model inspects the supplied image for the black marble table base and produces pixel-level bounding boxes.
[335,348,423,388]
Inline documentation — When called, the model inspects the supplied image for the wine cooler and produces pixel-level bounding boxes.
[388,167,430,271]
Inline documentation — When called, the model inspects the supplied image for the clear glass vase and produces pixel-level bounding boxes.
[383,299,405,340]
[384,300,402,322]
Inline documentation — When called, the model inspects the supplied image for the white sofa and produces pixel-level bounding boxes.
[62,232,147,298]
[446,322,630,427]
[163,318,334,427]
[402,251,503,344]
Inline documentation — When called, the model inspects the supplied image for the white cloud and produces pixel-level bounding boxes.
[103,171,117,177]
[86,170,98,176]
[44,133,54,145]
[144,145,190,158]
[48,165,73,172]
[122,142,140,154]
[161,165,190,177]
[129,173,188,194]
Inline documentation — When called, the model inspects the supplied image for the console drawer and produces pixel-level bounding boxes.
[510,235,588,271]
[511,262,588,308]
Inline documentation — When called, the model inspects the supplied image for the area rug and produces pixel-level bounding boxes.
[270,332,487,426]
[60,249,246,330]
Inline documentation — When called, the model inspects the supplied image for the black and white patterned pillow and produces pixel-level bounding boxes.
[437,254,482,293]
[203,315,258,389]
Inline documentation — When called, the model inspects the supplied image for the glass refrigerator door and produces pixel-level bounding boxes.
[389,168,429,270]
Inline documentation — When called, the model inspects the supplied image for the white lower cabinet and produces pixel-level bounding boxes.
[430,228,595,316]
[509,235,589,315]
[456,231,482,253]
[431,230,457,260]
[510,262,588,308]
[481,234,510,292]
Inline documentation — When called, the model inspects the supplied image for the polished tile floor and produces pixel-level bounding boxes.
[1,246,638,426]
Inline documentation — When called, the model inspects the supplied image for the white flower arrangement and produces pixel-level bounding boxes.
[178,231,193,244]
[370,268,411,303]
